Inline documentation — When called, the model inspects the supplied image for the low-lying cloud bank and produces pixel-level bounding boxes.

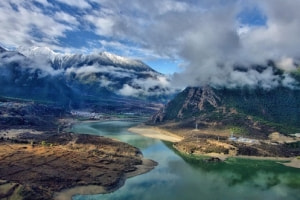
[81,0,300,89]
[1,1,300,90]
[0,47,174,98]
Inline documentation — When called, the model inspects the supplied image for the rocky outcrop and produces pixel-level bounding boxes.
[197,86,220,110]
[151,109,165,123]
[178,87,220,117]
[152,86,221,123]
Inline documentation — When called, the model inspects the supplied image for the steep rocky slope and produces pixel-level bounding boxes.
[152,86,300,136]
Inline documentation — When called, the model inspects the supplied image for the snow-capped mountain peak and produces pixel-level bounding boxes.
[99,51,147,68]
[16,46,149,70]
[17,46,61,62]
[0,45,174,102]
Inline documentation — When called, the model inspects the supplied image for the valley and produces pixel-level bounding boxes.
[1,86,300,199]
[70,120,300,200]
[146,86,300,167]
[1,46,300,199]
[2,1,300,199]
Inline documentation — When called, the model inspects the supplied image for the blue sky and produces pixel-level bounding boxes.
[0,0,299,84]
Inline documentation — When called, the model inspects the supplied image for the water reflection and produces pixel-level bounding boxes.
[72,121,300,200]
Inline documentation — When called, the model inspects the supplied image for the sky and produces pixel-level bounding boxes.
[0,0,300,88]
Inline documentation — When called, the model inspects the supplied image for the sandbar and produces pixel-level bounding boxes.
[129,125,183,142]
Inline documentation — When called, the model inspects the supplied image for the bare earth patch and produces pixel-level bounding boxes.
[0,129,43,139]
[269,132,300,144]
[0,133,157,200]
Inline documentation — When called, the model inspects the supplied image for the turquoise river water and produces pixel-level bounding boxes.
[71,120,300,200]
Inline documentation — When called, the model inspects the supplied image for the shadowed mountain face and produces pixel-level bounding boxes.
[0,46,6,53]
[0,46,174,108]
[152,86,300,134]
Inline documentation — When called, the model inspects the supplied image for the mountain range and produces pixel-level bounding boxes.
[0,46,173,109]
[1,45,300,135]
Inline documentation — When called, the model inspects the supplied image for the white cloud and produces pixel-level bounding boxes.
[133,76,170,90]
[98,75,114,87]
[1,0,300,90]
[91,0,300,89]
[98,40,164,61]
[118,74,174,97]
[55,0,91,9]
[54,12,79,26]
[84,14,115,36]
[277,57,297,72]
[0,50,63,77]
[30,59,64,77]
[237,25,251,36]
[156,0,189,15]
[0,52,26,65]
[118,84,141,96]
[65,64,135,79]
[33,0,52,7]
[0,1,76,49]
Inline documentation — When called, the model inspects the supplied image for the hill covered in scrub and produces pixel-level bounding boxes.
[149,85,300,159]
[152,85,300,137]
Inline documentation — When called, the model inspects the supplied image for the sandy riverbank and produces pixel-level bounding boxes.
[128,125,183,142]
[126,158,158,178]
[129,125,300,169]
[54,185,107,200]
[282,157,300,168]
[54,158,157,200]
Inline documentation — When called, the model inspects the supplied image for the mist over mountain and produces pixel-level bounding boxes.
[0,46,174,108]
[171,57,300,90]
[154,56,300,133]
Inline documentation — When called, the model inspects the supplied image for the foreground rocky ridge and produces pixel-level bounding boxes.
[0,133,157,200]
[0,98,157,199]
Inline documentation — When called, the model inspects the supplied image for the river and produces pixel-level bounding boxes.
[70,120,300,200]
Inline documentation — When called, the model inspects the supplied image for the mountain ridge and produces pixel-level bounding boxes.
[0,46,174,109]
[17,46,153,71]
[152,85,300,136]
